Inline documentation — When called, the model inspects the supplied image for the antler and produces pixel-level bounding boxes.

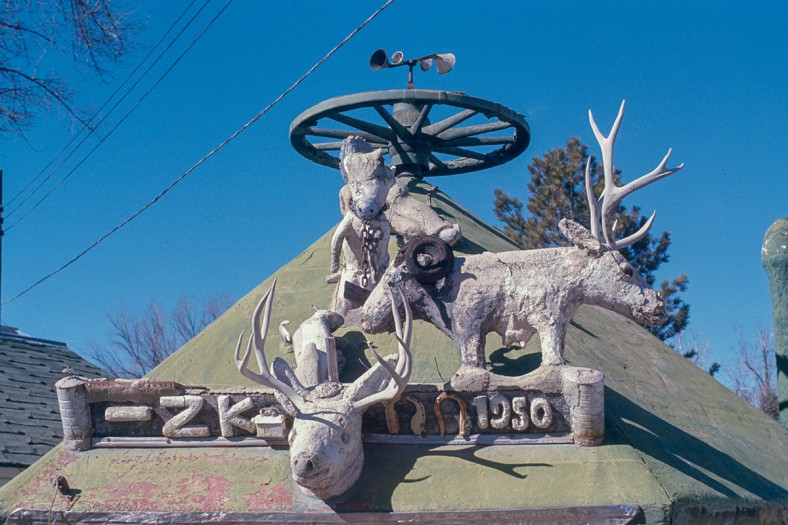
[351,285,413,412]
[586,100,683,250]
[234,279,307,408]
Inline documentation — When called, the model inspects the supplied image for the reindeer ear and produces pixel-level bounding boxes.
[559,219,605,256]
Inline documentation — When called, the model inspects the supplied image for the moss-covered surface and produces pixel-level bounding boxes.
[2,181,786,523]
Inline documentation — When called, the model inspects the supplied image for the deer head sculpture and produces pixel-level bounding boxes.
[234,279,412,499]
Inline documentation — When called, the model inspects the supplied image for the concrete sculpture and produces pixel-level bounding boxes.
[279,307,344,388]
[329,136,462,315]
[383,180,462,246]
[46,103,680,507]
[328,137,394,315]
[234,280,413,499]
[362,101,681,370]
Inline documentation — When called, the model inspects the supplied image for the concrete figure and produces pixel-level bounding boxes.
[234,279,413,499]
[328,137,394,315]
[329,137,462,316]
[362,101,680,370]
[280,307,344,388]
[382,180,462,246]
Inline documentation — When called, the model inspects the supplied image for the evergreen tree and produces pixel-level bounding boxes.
[494,137,689,341]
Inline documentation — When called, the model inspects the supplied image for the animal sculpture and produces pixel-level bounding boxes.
[329,136,462,315]
[361,101,681,369]
[234,280,412,499]
[328,137,394,315]
[279,307,344,388]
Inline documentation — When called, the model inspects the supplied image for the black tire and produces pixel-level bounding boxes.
[402,236,454,284]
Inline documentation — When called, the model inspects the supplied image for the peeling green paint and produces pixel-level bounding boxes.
[1,446,295,519]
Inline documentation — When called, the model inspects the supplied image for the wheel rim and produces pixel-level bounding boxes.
[289,89,530,177]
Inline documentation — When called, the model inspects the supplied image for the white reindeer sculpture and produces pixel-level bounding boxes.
[361,101,682,369]
[234,280,413,499]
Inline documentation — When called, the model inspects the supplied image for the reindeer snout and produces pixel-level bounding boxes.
[355,198,381,220]
[292,454,323,479]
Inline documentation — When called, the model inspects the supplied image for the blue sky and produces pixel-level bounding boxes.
[1,1,785,383]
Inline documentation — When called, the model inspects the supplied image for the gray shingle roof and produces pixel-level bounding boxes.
[0,333,104,468]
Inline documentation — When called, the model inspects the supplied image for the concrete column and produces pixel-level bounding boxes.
[55,377,93,450]
[563,367,605,446]
[762,218,788,428]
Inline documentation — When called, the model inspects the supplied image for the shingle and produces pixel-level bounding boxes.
[0,334,105,468]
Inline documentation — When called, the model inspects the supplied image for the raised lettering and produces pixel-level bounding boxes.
[160,395,209,438]
[218,395,256,437]
[511,396,529,431]
[489,394,511,430]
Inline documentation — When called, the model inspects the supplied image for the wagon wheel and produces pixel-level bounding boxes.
[289,89,530,177]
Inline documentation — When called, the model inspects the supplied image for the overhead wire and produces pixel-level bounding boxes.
[4,0,200,210]
[4,0,226,231]
[2,0,396,305]
[5,0,214,224]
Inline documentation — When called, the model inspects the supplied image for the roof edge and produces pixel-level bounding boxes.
[0,331,68,348]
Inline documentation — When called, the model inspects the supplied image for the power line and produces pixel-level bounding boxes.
[2,0,396,305]
[4,0,200,210]
[4,0,227,231]
[5,0,211,221]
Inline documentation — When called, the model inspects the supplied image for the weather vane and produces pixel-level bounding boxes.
[369,48,456,89]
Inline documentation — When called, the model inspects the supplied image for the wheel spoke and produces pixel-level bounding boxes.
[422,109,477,136]
[436,121,512,141]
[444,158,483,171]
[410,104,433,134]
[429,154,447,170]
[439,136,516,147]
[374,105,413,142]
[327,113,397,142]
[299,127,388,145]
[313,141,344,151]
[432,145,490,161]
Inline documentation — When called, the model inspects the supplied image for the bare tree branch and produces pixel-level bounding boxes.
[0,65,91,129]
[672,329,721,377]
[0,0,138,132]
[727,326,778,419]
[88,294,234,378]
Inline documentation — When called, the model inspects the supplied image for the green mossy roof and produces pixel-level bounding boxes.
[2,180,786,524]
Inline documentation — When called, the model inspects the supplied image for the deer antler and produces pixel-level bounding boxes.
[234,279,307,408]
[351,285,413,411]
[586,100,683,250]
